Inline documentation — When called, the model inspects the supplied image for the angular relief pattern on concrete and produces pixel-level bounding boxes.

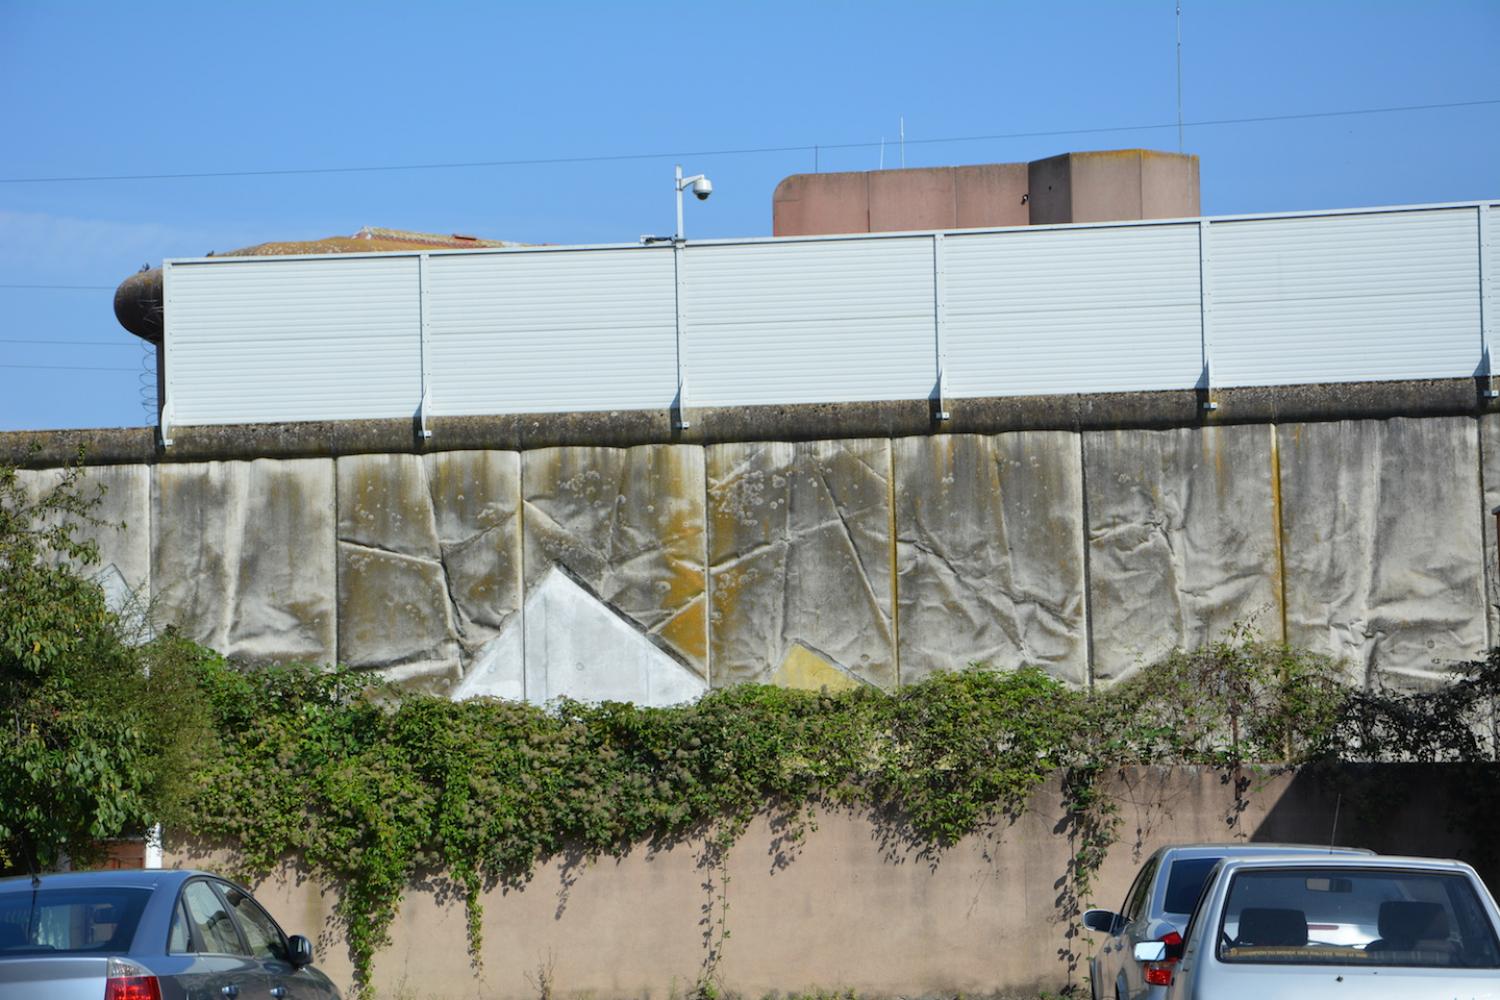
[1085,425,1281,683]
[522,445,707,680]
[893,433,1088,686]
[1483,414,1500,652]
[454,567,705,706]
[19,464,152,625]
[708,439,895,688]
[153,458,336,663]
[1278,417,1487,686]
[337,451,521,688]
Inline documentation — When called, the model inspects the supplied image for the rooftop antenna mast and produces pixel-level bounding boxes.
[1176,2,1184,152]
[900,116,906,168]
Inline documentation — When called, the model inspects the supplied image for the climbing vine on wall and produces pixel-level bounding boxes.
[174,633,1500,992]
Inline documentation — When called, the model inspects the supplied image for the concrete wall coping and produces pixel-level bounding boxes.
[4,378,1497,468]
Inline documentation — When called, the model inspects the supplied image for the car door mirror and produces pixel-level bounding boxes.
[288,934,313,969]
[1082,909,1122,934]
[1134,941,1167,962]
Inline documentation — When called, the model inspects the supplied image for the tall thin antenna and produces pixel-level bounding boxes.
[879,136,885,170]
[900,116,906,168]
[1328,793,1342,851]
[1176,2,1184,152]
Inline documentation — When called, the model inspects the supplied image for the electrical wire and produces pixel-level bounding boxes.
[0,98,1494,185]
[0,283,115,290]
[0,338,136,346]
[0,363,138,373]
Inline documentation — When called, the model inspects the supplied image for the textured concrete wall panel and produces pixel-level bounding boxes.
[1086,425,1281,682]
[19,464,151,616]
[337,451,523,688]
[708,438,895,688]
[1483,415,1500,649]
[1278,418,1487,685]
[522,445,707,676]
[153,459,336,663]
[893,432,1087,686]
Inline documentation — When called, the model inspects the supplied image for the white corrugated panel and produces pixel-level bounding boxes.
[681,238,938,406]
[167,256,421,424]
[943,224,1204,397]
[1212,209,1482,387]
[426,248,678,414]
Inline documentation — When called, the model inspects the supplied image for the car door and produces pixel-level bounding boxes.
[1116,855,1159,1000]
[1095,856,1157,1000]
[216,882,333,1000]
[170,878,271,1000]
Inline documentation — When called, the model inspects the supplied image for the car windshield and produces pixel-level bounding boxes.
[1217,867,1500,968]
[0,886,152,955]
[1164,857,1221,914]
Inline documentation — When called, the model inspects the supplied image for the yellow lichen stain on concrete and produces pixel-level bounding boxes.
[771,642,861,693]
[657,597,708,665]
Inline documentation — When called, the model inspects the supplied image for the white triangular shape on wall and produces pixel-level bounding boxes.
[450,566,707,707]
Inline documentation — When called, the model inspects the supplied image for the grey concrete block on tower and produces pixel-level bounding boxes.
[1027,149,1200,225]
[153,458,336,663]
[708,438,896,688]
[1277,418,1488,686]
[1085,425,1281,683]
[893,432,1088,686]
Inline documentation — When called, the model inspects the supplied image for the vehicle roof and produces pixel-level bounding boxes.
[1213,854,1477,874]
[1156,843,1374,859]
[0,868,206,893]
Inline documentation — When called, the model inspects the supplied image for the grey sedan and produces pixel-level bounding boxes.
[0,869,340,1000]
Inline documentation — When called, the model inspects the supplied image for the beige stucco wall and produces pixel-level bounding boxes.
[167,765,1482,999]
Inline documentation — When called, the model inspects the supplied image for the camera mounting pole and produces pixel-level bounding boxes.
[675,164,712,241]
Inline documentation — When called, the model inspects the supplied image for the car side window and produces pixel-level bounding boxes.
[180,880,247,956]
[218,884,288,963]
[1123,857,1160,922]
[167,897,191,954]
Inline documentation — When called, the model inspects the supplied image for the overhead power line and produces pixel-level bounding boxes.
[0,283,115,290]
[0,363,137,373]
[0,338,137,346]
[1,98,1495,185]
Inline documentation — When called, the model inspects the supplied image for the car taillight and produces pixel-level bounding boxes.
[1143,930,1184,987]
[104,956,162,1000]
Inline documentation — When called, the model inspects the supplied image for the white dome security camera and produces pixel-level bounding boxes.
[692,177,713,201]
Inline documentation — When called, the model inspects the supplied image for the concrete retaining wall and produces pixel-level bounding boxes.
[16,414,1497,696]
[167,764,1492,999]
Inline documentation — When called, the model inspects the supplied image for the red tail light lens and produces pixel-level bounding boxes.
[104,957,162,1000]
[1143,930,1184,986]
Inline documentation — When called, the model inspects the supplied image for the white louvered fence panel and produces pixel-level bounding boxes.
[944,223,1205,396]
[425,249,679,415]
[681,238,938,407]
[1211,209,1482,387]
[166,256,422,424]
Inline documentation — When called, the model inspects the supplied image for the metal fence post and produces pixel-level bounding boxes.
[416,253,434,438]
[932,232,950,420]
[1482,204,1497,398]
[673,241,690,429]
[1198,217,1217,410]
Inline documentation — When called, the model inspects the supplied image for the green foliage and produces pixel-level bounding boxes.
[0,457,213,872]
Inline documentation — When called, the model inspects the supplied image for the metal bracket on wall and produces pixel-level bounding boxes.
[417,388,433,440]
[159,402,174,448]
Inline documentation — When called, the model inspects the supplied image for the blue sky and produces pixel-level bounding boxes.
[1,0,1496,431]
